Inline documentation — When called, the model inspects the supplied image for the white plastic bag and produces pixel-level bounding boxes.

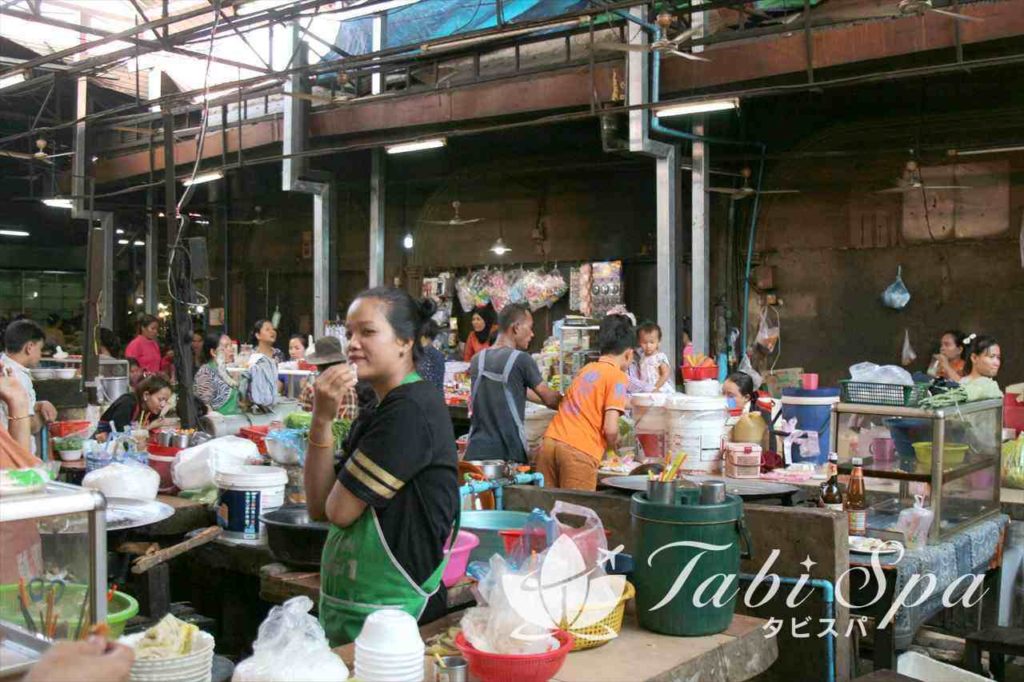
[895,495,933,550]
[233,597,348,682]
[172,436,261,491]
[551,501,609,569]
[901,329,917,367]
[755,307,780,353]
[882,265,911,310]
[82,462,159,500]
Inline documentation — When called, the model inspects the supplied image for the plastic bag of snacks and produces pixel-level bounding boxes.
[488,270,510,312]
[1002,435,1024,490]
[456,274,475,313]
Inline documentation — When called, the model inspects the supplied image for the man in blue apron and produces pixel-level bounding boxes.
[465,304,561,464]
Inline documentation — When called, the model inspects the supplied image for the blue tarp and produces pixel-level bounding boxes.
[336,0,591,56]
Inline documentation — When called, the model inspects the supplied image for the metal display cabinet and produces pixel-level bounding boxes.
[829,399,1002,542]
[0,482,107,678]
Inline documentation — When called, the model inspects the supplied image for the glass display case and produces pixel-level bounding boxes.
[0,481,107,677]
[556,323,599,394]
[829,399,1003,542]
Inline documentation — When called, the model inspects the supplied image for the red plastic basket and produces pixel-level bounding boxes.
[682,365,718,381]
[455,630,573,682]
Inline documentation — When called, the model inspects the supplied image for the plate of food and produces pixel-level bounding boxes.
[848,536,903,555]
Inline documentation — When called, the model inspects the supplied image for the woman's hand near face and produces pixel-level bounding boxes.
[312,365,358,424]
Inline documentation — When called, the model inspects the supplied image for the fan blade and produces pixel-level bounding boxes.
[760,189,801,195]
[451,218,484,225]
[777,11,805,24]
[0,151,50,163]
[593,42,650,53]
[669,49,711,62]
[420,219,457,225]
[921,184,970,190]
[709,187,741,195]
[668,28,697,45]
[928,7,983,21]
[875,186,913,193]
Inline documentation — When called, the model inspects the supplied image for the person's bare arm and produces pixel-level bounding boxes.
[531,382,562,410]
[325,481,369,528]
[303,365,357,522]
[654,363,671,390]
[1,372,33,452]
[603,409,622,451]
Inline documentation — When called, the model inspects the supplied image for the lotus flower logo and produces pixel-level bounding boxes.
[502,536,627,644]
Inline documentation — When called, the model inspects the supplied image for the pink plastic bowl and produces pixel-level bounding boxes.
[443,531,480,588]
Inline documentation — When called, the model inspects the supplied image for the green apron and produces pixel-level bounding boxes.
[318,372,458,646]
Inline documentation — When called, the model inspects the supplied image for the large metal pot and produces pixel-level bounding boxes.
[260,505,330,568]
[465,460,512,480]
[98,376,129,403]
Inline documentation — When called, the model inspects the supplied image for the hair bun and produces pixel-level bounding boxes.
[417,297,438,322]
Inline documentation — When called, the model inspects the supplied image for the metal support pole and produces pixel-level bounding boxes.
[313,187,333,334]
[626,4,679,363]
[72,76,87,213]
[282,22,308,190]
[369,149,386,287]
[371,13,385,95]
[99,212,114,328]
[145,190,157,314]
[691,118,710,356]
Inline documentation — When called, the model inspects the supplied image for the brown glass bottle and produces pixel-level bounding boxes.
[846,457,867,536]
[820,453,844,513]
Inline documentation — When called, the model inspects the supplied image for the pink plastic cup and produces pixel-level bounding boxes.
[801,373,819,390]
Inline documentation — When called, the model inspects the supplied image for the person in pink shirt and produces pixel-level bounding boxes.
[124,315,162,375]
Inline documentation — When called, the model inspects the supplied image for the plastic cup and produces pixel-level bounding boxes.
[801,373,819,390]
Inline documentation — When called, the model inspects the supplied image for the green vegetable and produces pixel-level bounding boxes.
[282,411,351,446]
[55,436,84,451]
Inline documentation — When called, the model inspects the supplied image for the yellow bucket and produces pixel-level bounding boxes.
[568,581,635,651]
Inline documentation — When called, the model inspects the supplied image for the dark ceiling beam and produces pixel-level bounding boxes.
[0,7,273,76]
[126,0,165,44]
[208,1,273,71]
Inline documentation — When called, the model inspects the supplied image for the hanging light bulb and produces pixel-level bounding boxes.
[402,232,414,250]
[489,237,510,256]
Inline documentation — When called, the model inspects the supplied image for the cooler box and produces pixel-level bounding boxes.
[779,388,840,465]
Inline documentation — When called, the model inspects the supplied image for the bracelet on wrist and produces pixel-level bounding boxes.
[308,434,334,449]
[8,413,32,421]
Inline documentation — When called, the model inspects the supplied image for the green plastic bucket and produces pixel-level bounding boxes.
[460,510,530,564]
[0,584,138,638]
[631,488,752,636]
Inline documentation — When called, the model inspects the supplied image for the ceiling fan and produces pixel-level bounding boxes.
[227,206,275,225]
[0,139,74,164]
[594,12,710,62]
[419,200,484,226]
[896,0,982,22]
[709,167,800,201]
[874,159,969,194]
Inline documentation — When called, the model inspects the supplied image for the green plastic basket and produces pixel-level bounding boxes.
[839,380,930,407]
[0,584,138,638]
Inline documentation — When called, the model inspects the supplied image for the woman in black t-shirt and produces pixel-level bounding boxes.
[94,375,174,441]
[304,287,459,646]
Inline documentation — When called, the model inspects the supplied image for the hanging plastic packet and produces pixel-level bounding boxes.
[882,265,911,310]
[755,307,780,353]
[900,329,917,367]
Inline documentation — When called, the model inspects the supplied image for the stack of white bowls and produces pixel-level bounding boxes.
[354,609,425,682]
[120,631,215,682]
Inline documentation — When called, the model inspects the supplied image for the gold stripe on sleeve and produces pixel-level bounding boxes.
[344,457,396,499]
[353,450,406,492]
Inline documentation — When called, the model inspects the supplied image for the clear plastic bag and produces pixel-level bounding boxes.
[1003,435,1024,490]
[172,436,261,491]
[233,596,349,682]
[551,501,608,569]
[882,265,911,310]
[901,329,917,367]
[82,462,160,500]
[895,495,934,550]
[755,307,780,353]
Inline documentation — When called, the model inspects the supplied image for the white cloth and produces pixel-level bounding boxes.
[0,353,37,454]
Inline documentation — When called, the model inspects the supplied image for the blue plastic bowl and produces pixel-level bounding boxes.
[884,418,931,457]
[460,510,531,564]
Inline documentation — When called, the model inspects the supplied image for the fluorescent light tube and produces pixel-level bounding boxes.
[655,98,739,118]
[182,170,224,186]
[386,138,446,154]
[0,230,30,237]
[42,198,73,209]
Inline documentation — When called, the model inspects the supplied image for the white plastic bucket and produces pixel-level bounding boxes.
[666,395,728,473]
[684,379,721,398]
[215,465,288,540]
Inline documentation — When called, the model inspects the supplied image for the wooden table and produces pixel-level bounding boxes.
[333,613,777,682]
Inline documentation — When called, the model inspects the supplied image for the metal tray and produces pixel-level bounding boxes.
[601,474,800,499]
[0,623,49,678]
[38,498,175,534]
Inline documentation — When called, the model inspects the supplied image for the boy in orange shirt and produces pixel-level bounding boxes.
[538,315,635,490]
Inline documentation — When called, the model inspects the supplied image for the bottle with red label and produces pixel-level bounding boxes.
[846,457,867,536]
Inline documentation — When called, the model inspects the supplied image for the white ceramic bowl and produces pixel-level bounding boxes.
[355,609,423,655]
[355,648,424,668]
[121,631,215,669]
[355,659,423,674]
[55,368,77,379]
[31,369,55,380]
[57,449,83,462]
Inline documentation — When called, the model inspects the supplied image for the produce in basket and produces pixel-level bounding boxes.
[54,436,84,452]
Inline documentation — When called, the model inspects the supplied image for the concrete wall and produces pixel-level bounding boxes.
[750,153,1024,386]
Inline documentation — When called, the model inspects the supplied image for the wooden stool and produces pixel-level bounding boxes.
[964,626,1024,681]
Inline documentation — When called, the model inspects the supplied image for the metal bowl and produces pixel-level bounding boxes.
[464,460,511,480]
[260,505,331,568]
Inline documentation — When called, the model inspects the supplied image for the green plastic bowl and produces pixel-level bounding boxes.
[912,441,969,467]
[0,584,138,638]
